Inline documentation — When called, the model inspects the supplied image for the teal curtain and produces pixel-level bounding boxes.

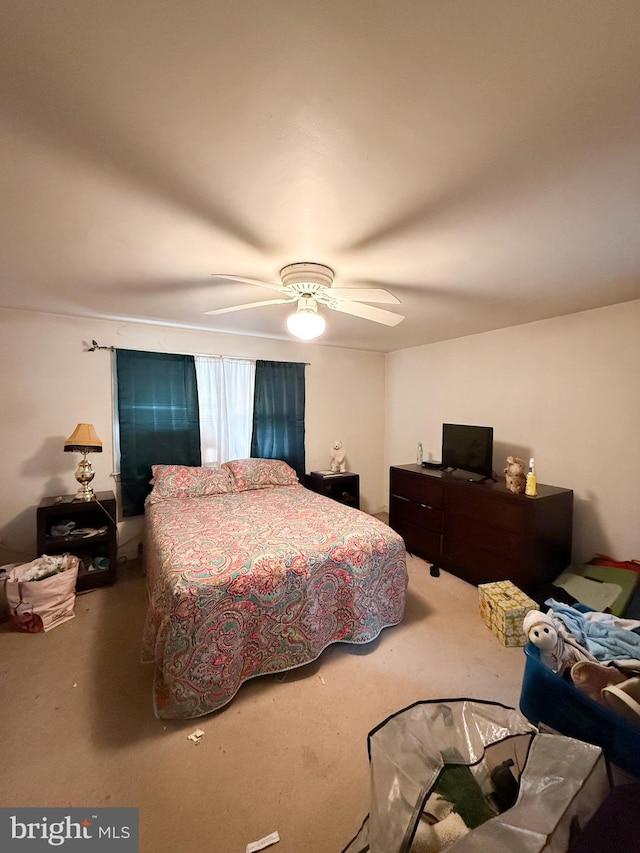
[116,349,201,516]
[251,360,306,480]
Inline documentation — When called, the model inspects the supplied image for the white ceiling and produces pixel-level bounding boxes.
[1,1,639,352]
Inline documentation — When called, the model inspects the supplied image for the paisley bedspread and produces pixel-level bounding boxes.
[142,484,408,718]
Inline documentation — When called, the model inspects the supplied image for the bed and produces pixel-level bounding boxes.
[141,459,408,719]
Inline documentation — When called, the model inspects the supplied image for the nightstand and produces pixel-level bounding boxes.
[36,491,117,592]
[305,471,360,509]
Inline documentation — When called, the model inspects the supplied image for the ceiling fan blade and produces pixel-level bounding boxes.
[204,297,294,316]
[331,301,405,326]
[210,274,286,294]
[326,287,400,304]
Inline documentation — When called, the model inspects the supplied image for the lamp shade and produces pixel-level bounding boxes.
[64,423,103,453]
[287,299,326,340]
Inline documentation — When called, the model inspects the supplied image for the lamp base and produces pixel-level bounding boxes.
[75,456,96,501]
[74,484,96,501]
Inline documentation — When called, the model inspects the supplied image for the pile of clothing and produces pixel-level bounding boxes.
[523,600,640,729]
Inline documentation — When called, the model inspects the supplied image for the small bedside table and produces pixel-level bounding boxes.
[305,472,360,509]
[36,491,117,592]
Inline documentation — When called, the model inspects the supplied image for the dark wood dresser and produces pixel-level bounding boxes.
[389,464,573,592]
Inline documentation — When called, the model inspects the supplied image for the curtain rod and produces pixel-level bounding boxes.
[87,340,114,351]
[85,340,310,364]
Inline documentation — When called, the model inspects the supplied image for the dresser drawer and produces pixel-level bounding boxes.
[394,521,441,561]
[445,487,525,533]
[443,538,521,585]
[444,514,525,562]
[390,494,442,533]
[390,469,443,509]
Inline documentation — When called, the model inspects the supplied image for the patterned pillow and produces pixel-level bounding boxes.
[222,458,299,491]
[149,465,235,501]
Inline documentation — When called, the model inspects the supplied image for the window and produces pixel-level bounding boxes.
[251,360,306,481]
[114,350,306,515]
[115,349,201,516]
[195,356,255,468]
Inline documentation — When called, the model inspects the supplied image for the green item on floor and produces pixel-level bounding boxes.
[433,763,497,829]
[555,564,638,616]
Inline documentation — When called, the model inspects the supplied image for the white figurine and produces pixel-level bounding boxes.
[329,440,347,473]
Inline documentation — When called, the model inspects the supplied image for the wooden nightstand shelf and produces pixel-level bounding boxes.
[36,490,118,592]
[305,471,360,509]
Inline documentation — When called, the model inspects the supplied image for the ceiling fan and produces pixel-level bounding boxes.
[205,262,405,340]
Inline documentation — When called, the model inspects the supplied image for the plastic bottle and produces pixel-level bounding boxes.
[525,457,537,497]
[417,442,423,466]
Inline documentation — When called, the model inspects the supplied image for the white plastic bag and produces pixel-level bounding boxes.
[6,554,79,632]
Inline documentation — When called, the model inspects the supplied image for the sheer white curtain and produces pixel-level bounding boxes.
[195,356,256,467]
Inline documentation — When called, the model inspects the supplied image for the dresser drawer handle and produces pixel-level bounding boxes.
[392,494,409,502]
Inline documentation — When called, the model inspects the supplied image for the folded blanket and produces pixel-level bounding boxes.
[546,599,640,660]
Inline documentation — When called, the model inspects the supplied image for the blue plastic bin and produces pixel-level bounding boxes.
[519,643,640,777]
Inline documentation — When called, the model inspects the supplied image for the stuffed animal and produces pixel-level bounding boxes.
[504,456,527,494]
[523,610,596,675]
[329,440,347,473]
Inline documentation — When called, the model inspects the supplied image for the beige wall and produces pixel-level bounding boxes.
[0,309,386,562]
[3,300,638,569]
[386,300,640,564]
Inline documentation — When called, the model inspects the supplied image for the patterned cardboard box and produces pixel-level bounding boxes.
[478,580,539,647]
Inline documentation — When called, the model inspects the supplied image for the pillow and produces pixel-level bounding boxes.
[149,464,235,501]
[222,458,299,491]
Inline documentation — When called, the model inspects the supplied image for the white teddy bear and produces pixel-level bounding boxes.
[329,440,347,473]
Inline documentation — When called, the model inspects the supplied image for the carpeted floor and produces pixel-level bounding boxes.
[0,553,527,852]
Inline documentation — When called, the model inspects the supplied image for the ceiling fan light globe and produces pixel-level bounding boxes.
[287,307,326,340]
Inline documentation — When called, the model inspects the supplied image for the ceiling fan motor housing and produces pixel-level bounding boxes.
[280,262,335,296]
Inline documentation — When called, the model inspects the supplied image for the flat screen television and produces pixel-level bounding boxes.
[441,423,494,480]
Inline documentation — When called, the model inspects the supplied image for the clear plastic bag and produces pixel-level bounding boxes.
[342,699,609,853]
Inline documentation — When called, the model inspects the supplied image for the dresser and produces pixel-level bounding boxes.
[389,464,573,592]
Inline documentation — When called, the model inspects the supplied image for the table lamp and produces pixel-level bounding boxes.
[64,423,103,501]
